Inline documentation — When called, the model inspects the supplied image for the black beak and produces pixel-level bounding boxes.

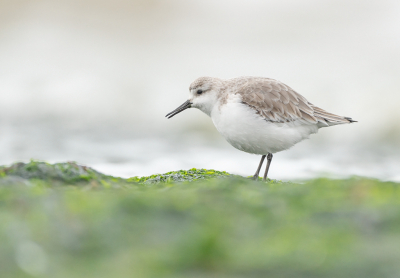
[166,100,192,119]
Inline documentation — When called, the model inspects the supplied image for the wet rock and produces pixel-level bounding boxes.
[129,168,231,184]
[0,161,234,187]
[0,160,130,188]
[0,161,105,182]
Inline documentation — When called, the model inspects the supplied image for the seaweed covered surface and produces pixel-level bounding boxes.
[1,161,400,278]
[0,161,235,188]
[128,168,233,184]
[0,160,132,189]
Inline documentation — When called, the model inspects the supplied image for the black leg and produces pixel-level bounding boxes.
[252,155,266,180]
[263,153,273,181]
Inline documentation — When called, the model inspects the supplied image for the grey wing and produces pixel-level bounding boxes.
[238,78,354,126]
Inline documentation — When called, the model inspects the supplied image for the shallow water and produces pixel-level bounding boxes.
[0,125,398,182]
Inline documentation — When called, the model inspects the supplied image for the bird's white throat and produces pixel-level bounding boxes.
[190,89,220,117]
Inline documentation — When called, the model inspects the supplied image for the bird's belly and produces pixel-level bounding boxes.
[211,102,318,154]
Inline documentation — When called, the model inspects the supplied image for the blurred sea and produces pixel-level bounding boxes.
[0,0,399,181]
[1,123,399,182]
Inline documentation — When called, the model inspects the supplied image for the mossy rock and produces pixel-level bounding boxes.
[128,168,232,184]
[0,161,103,182]
[0,161,239,187]
[0,160,130,188]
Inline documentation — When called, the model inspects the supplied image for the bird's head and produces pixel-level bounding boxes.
[166,77,224,119]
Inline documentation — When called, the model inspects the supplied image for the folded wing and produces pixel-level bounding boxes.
[237,78,355,127]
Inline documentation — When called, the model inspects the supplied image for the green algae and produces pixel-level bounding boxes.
[128,168,232,184]
[0,161,242,188]
[0,160,131,188]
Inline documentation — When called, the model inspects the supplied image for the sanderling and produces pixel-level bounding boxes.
[166,76,356,180]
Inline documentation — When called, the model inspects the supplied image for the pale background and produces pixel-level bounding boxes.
[1,0,399,180]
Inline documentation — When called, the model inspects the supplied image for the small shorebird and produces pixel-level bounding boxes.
[166,76,356,180]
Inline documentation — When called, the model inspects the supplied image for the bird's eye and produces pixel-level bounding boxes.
[197,89,203,95]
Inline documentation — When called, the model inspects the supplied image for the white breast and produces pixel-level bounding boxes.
[210,95,319,155]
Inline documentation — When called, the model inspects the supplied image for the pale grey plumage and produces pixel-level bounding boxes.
[190,76,356,127]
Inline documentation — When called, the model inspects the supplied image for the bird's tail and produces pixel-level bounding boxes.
[311,105,357,127]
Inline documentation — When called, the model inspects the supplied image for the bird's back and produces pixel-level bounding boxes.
[225,77,355,128]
